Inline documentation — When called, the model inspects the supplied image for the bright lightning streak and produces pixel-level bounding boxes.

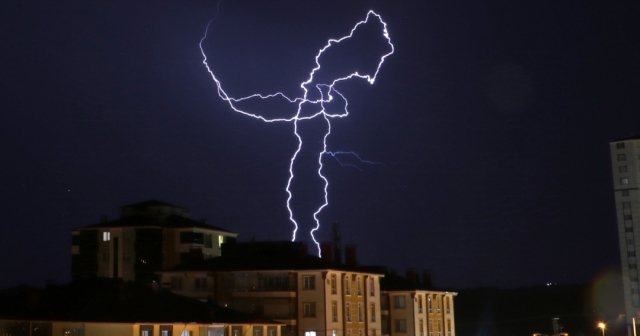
[200,9,394,256]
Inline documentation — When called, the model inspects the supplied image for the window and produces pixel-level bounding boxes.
[254,327,263,336]
[618,143,626,149]
[630,251,636,257]
[418,295,423,313]
[621,178,630,185]
[345,277,351,295]
[446,297,450,314]
[204,234,213,248]
[141,326,153,336]
[625,215,633,220]
[171,276,183,290]
[358,303,363,322]
[447,320,451,336]
[331,274,337,294]
[346,303,352,322]
[394,319,407,333]
[623,190,631,197]
[369,278,375,296]
[63,328,85,336]
[620,154,627,161]
[370,303,376,322]
[393,295,406,308]
[160,328,172,336]
[268,327,276,336]
[438,320,442,336]
[303,302,316,317]
[304,332,316,336]
[218,235,224,248]
[332,301,338,322]
[428,297,432,313]
[625,202,632,209]
[627,228,635,233]
[631,264,638,269]
[357,277,362,296]
[303,275,316,290]
[332,330,337,336]
[195,277,208,290]
[180,231,204,244]
[182,332,193,336]
[429,320,433,336]
[419,319,424,336]
[102,252,109,262]
[436,296,440,313]
[103,231,110,241]
[621,166,629,173]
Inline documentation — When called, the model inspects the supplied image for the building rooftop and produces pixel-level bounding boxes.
[0,278,279,324]
[75,214,236,234]
[162,241,385,275]
[120,199,187,210]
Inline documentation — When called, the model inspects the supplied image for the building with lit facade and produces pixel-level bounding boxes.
[379,272,456,336]
[71,200,238,282]
[610,137,640,334]
[157,242,385,336]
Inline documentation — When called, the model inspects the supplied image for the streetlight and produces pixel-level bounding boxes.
[598,322,606,336]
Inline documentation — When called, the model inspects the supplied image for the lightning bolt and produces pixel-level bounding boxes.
[200,9,394,256]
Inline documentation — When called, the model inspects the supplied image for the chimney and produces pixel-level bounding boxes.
[423,271,432,287]
[406,269,418,284]
[344,245,358,266]
[100,215,108,223]
[320,243,334,263]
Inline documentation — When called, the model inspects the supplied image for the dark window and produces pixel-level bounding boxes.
[618,143,626,149]
[394,320,407,333]
[621,166,629,173]
[393,295,406,308]
[620,154,627,161]
[625,215,633,220]
[204,234,213,248]
[303,302,316,317]
[180,231,204,244]
[630,251,636,257]
[303,275,315,289]
[623,190,631,196]
[627,228,634,233]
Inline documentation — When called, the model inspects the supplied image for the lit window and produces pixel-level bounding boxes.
[303,275,316,290]
[103,231,110,241]
[182,332,193,336]
[218,235,224,248]
[428,297,432,313]
[303,302,316,317]
[621,178,630,185]
[331,274,337,294]
[393,295,406,308]
[305,332,317,336]
[620,166,628,173]
[620,154,627,161]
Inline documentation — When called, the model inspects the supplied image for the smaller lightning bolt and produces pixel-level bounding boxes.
[326,151,384,171]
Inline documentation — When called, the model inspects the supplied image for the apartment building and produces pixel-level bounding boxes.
[610,137,640,334]
[71,200,238,282]
[158,242,384,336]
[380,272,456,336]
[0,278,282,336]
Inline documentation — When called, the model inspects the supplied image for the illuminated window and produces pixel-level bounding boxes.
[370,303,376,322]
[305,332,316,336]
[621,178,630,185]
[331,274,337,294]
[182,332,193,336]
[428,297,432,313]
[103,231,110,241]
[303,275,316,290]
[218,235,224,248]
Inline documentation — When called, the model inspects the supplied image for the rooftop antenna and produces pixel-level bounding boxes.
[332,221,342,264]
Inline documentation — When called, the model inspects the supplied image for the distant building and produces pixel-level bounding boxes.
[0,278,281,336]
[157,242,385,336]
[71,200,238,282]
[610,137,640,333]
[380,271,456,336]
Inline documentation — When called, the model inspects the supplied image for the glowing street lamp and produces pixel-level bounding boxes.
[598,322,606,336]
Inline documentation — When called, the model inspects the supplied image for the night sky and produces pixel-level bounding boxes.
[1,1,639,290]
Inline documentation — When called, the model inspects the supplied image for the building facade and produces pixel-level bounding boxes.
[71,200,238,282]
[158,242,385,336]
[610,138,640,332]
